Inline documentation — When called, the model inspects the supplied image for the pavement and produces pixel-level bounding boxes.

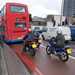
[0,44,31,75]
[0,46,2,75]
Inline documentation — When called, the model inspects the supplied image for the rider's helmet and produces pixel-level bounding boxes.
[57,28,62,35]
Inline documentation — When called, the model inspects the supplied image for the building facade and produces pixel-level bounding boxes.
[63,0,75,16]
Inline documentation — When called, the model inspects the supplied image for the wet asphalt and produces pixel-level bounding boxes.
[0,46,2,75]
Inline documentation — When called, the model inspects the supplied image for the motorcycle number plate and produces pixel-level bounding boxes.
[67,48,72,55]
[32,44,37,48]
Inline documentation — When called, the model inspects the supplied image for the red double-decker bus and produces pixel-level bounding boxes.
[0,3,31,43]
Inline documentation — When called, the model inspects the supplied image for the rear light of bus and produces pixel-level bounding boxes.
[27,28,32,33]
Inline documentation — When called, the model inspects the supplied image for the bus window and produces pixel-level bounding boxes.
[15,22,26,28]
[11,6,25,13]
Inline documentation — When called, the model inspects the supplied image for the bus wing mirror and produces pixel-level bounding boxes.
[29,14,32,22]
[0,11,1,15]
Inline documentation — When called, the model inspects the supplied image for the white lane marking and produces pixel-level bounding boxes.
[69,56,75,60]
[40,44,46,48]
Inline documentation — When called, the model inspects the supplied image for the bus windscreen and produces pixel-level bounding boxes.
[11,6,25,13]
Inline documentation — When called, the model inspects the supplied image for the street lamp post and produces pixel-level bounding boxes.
[60,0,64,25]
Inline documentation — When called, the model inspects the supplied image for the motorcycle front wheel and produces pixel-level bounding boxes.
[46,46,52,55]
[58,51,69,62]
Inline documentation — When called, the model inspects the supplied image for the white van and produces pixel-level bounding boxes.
[42,26,71,41]
[58,26,71,41]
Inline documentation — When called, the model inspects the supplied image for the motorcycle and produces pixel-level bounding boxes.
[46,39,72,62]
[23,38,42,56]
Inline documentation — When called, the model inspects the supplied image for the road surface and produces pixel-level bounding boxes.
[9,42,75,75]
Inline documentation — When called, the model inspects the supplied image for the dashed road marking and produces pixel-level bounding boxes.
[69,56,75,60]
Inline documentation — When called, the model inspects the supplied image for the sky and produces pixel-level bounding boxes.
[0,0,62,18]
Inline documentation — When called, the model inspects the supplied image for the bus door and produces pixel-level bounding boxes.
[6,3,30,40]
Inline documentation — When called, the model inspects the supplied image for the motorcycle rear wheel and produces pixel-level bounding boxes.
[46,46,52,55]
[23,46,36,56]
[58,51,69,62]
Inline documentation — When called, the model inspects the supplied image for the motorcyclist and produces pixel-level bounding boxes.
[23,29,38,41]
[23,29,39,52]
[56,29,65,48]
